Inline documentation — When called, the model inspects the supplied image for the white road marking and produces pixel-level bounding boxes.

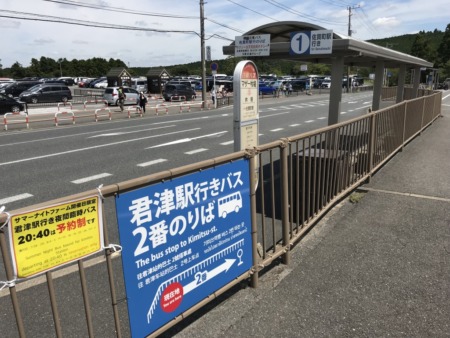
[341,111,348,114]
[305,120,315,123]
[0,128,201,166]
[260,111,291,118]
[363,101,371,104]
[185,148,208,155]
[148,131,227,148]
[220,140,234,145]
[137,159,168,167]
[317,117,326,120]
[0,193,33,205]
[71,173,112,184]
[270,128,284,132]
[290,124,301,127]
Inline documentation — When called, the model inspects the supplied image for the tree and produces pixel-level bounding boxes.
[10,62,26,78]
[437,23,450,67]
[410,32,434,61]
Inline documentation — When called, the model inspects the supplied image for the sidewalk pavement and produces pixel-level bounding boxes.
[166,95,450,338]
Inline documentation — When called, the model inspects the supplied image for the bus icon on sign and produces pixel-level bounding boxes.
[218,192,242,218]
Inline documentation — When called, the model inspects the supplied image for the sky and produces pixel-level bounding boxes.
[0,0,447,69]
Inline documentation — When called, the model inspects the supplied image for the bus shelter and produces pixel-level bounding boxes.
[223,21,434,125]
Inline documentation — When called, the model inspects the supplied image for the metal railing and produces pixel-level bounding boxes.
[0,90,442,338]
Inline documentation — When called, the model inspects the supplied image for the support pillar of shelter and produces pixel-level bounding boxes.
[396,65,407,103]
[372,60,385,111]
[328,55,344,125]
[412,66,421,98]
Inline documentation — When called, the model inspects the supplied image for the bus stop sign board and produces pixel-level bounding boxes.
[116,159,252,338]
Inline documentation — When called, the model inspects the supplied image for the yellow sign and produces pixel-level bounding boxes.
[8,195,104,279]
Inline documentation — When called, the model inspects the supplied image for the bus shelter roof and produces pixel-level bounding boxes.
[222,21,433,69]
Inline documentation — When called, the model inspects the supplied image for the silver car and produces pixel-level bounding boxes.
[103,86,140,106]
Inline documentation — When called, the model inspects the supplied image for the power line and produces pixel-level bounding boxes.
[0,10,199,35]
[43,0,199,19]
[264,0,347,26]
[226,0,279,22]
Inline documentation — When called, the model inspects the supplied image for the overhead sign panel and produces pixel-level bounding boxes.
[235,34,270,57]
[290,30,333,55]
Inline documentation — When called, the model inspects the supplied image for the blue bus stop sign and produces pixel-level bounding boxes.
[211,62,218,71]
[116,159,252,337]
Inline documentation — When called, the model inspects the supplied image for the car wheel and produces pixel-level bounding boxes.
[31,97,38,104]
[11,105,20,113]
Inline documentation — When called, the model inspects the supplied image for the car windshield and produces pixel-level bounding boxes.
[26,84,43,92]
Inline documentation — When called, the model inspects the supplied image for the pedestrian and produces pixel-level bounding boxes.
[288,83,293,96]
[211,88,216,106]
[137,91,147,113]
[118,86,126,112]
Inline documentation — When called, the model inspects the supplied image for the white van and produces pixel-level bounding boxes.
[130,78,148,93]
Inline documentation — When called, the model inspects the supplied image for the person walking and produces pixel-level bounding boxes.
[138,91,147,114]
[118,86,126,112]
[211,88,216,107]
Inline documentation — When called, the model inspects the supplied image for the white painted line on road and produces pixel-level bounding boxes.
[1,125,177,147]
[290,124,301,127]
[317,117,326,120]
[0,193,33,205]
[0,128,201,167]
[340,111,348,114]
[348,101,358,104]
[185,148,208,155]
[220,140,234,145]
[305,120,315,123]
[363,101,371,104]
[148,131,227,148]
[270,128,284,132]
[137,159,168,167]
[71,173,112,184]
[260,111,291,118]
[278,106,293,109]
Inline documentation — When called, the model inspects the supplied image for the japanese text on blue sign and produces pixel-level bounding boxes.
[116,159,253,338]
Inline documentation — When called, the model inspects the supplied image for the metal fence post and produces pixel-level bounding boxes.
[367,113,376,181]
[249,149,259,288]
[280,139,291,265]
[0,227,26,337]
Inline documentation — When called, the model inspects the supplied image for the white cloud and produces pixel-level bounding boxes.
[373,17,401,28]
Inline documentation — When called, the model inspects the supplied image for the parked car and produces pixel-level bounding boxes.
[78,78,96,87]
[320,79,331,88]
[94,80,108,89]
[163,83,196,102]
[130,78,148,93]
[0,93,26,114]
[103,86,140,106]
[88,77,107,88]
[19,83,72,103]
[259,82,275,95]
[0,81,41,98]
[289,79,309,91]
[58,77,76,86]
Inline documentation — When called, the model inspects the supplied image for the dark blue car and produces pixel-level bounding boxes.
[259,82,275,95]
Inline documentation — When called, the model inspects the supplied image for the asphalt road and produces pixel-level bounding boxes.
[1,91,374,212]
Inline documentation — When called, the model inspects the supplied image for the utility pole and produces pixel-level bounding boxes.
[200,0,207,108]
[347,5,360,37]
[346,5,360,92]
